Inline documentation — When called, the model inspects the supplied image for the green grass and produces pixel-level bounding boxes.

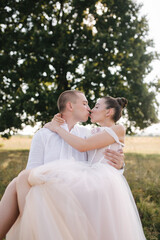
[0,150,160,239]
[124,153,160,240]
[0,150,28,198]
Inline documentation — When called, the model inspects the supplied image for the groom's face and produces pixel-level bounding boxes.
[72,93,90,122]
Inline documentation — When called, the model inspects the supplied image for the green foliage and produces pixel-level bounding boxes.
[0,0,158,137]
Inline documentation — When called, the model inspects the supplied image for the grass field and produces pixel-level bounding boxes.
[1,135,160,153]
[0,135,160,239]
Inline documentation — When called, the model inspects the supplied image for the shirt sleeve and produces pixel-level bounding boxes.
[26,130,45,169]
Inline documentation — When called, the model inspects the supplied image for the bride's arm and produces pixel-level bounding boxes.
[46,121,125,152]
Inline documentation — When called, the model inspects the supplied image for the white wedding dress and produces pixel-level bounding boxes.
[7,127,146,240]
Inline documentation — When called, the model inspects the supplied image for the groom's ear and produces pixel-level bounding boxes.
[66,101,73,112]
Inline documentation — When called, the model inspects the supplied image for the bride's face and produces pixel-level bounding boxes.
[90,98,108,124]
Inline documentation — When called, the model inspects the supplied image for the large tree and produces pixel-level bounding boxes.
[0,0,158,137]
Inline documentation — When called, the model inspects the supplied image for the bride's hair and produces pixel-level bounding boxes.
[103,96,128,122]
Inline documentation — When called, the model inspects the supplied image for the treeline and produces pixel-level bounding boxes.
[0,0,159,137]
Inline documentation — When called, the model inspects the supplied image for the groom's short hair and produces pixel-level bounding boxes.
[57,90,83,112]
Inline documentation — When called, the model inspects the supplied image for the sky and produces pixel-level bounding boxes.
[136,0,160,85]
[19,0,160,135]
[135,0,160,135]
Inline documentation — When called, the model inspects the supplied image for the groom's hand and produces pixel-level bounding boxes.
[103,149,124,170]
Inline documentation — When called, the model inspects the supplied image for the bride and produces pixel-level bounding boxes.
[6,96,146,240]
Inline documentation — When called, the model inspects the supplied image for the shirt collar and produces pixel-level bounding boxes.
[61,122,77,132]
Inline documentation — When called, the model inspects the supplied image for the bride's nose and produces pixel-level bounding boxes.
[87,105,91,111]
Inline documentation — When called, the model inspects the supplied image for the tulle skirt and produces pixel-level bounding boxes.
[7,159,146,240]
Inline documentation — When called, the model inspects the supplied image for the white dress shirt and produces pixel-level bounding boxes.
[26,123,91,169]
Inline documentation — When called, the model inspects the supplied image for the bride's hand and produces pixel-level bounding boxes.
[44,113,65,132]
[52,113,65,124]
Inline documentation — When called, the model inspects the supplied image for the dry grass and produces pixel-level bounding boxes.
[0,135,32,150]
[124,136,160,154]
[0,135,160,154]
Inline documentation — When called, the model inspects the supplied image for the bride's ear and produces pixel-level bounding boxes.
[106,108,114,118]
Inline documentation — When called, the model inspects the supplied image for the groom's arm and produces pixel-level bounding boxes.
[104,149,125,172]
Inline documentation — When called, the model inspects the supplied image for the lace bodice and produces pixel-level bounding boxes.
[87,127,124,165]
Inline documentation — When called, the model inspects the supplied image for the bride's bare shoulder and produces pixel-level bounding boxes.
[111,124,126,137]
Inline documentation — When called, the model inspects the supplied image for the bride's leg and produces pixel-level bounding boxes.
[0,170,32,239]
[16,169,31,216]
[0,178,19,240]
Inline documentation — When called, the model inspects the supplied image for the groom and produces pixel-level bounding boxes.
[27,90,124,170]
